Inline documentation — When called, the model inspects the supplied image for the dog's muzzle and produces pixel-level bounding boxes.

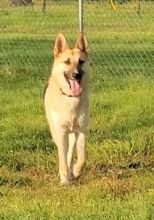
[72,69,84,83]
[63,69,84,97]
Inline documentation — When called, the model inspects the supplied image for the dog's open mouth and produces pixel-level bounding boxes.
[64,74,82,97]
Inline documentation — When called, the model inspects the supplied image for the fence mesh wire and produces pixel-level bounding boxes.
[85,0,153,78]
[0,0,153,82]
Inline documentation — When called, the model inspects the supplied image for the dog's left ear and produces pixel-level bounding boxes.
[75,33,88,52]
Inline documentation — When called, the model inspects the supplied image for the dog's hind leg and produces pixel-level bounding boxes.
[73,132,86,179]
[67,133,76,180]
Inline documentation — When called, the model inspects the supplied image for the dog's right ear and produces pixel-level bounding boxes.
[75,33,88,52]
[54,33,69,57]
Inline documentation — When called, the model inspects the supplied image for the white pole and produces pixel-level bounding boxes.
[79,0,83,32]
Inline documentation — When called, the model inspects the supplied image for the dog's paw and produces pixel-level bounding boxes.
[60,177,70,186]
[73,165,81,179]
[69,172,76,181]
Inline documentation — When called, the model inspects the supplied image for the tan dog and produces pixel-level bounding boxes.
[44,33,89,185]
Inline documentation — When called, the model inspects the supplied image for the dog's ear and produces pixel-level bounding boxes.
[54,33,69,57]
[75,33,88,52]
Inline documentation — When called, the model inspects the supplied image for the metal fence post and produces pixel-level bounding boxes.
[41,0,46,13]
[79,0,83,32]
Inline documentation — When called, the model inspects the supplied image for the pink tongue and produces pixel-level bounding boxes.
[69,80,80,96]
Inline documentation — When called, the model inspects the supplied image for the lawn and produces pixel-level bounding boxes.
[0,1,154,219]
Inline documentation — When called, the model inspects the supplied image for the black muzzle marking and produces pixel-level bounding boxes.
[73,69,84,83]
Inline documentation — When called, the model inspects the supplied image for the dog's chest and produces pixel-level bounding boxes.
[67,109,86,132]
[50,99,86,132]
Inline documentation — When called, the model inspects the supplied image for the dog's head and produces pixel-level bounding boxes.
[52,33,89,97]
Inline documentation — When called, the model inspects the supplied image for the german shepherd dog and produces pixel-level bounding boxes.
[44,33,89,185]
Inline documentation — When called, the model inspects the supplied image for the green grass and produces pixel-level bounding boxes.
[0,2,154,219]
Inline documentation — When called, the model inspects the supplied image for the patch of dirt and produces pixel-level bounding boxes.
[90,154,154,194]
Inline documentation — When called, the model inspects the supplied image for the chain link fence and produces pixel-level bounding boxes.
[0,0,153,83]
[0,1,76,80]
[84,0,153,78]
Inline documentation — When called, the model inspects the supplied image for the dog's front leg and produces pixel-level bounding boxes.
[73,132,86,179]
[67,133,76,180]
[56,130,70,186]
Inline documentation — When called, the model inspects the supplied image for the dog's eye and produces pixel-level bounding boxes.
[79,59,85,65]
[64,59,70,65]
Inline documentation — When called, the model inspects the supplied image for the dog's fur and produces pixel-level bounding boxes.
[44,33,89,185]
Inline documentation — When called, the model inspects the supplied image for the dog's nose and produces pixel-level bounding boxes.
[72,72,82,81]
